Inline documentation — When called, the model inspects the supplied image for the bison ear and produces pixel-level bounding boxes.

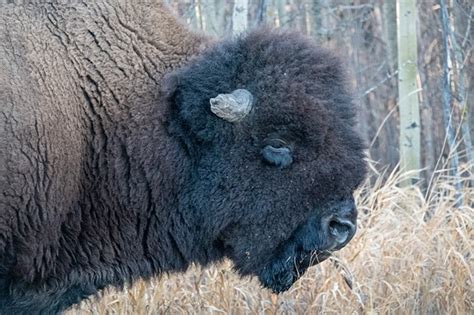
[161,71,214,147]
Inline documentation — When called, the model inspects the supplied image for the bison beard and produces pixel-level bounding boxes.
[0,1,367,313]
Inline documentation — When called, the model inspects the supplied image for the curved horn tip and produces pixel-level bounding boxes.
[210,89,253,122]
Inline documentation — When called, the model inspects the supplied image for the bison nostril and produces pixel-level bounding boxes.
[328,219,356,250]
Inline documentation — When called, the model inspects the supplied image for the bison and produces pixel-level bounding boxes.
[0,1,367,313]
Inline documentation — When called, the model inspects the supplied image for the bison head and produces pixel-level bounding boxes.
[162,29,367,293]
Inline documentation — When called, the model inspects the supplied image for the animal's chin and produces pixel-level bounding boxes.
[257,250,332,293]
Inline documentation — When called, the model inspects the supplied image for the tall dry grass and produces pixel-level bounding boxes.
[68,165,473,314]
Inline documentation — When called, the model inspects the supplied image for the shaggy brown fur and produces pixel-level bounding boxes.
[0,1,366,313]
[1,2,207,312]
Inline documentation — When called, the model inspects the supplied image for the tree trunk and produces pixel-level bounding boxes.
[233,0,249,34]
[276,0,289,28]
[193,0,204,30]
[397,0,421,185]
[448,0,474,182]
[255,0,269,26]
[440,0,463,205]
[383,0,398,72]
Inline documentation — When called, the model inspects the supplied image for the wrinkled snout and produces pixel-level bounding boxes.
[321,199,357,251]
[289,198,358,255]
[257,198,359,293]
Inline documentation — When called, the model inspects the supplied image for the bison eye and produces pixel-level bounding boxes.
[261,145,293,168]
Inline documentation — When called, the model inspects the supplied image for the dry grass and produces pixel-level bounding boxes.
[68,165,473,314]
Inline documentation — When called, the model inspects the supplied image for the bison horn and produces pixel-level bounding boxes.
[210,89,253,122]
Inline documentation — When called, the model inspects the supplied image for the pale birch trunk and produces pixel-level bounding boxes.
[397,0,421,185]
[233,0,249,34]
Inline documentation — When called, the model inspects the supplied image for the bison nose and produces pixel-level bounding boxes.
[324,200,357,251]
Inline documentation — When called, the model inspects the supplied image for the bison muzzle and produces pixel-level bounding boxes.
[258,198,357,293]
